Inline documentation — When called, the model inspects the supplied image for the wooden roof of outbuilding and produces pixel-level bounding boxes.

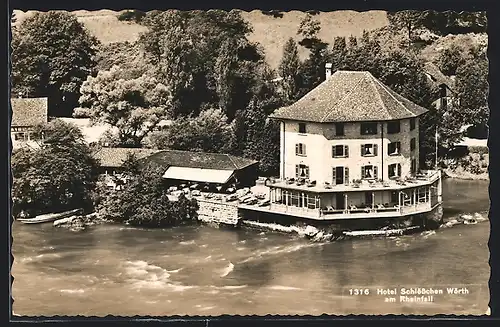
[92,147,161,168]
[270,71,428,123]
[144,149,258,171]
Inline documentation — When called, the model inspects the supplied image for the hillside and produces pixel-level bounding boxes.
[12,9,388,69]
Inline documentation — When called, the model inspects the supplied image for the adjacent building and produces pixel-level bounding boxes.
[145,150,259,189]
[423,62,457,111]
[11,97,48,148]
[266,67,442,223]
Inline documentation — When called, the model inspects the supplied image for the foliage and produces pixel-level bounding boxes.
[78,65,171,147]
[278,38,302,103]
[387,10,426,44]
[454,54,489,129]
[148,108,236,154]
[296,14,329,96]
[99,164,199,228]
[422,11,487,36]
[11,120,99,217]
[437,43,466,76]
[117,10,146,23]
[94,41,146,78]
[139,10,264,120]
[11,11,99,117]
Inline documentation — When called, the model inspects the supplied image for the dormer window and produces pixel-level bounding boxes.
[335,123,345,136]
[298,123,307,134]
[360,122,377,135]
[410,118,416,131]
[387,121,400,134]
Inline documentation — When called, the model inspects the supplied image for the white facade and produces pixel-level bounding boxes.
[279,118,420,184]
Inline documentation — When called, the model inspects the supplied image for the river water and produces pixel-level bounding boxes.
[11,179,490,316]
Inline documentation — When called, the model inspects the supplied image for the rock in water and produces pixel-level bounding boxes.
[53,216,77,227]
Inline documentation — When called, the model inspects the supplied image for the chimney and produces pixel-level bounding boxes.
[325,63,332,79]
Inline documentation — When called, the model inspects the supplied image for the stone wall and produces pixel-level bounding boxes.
[197,199,240,226]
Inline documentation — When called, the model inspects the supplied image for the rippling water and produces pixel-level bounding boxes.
[11,179,490,316]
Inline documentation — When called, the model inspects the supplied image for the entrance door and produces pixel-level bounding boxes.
[336,193,345,210]
[335,166,344,185]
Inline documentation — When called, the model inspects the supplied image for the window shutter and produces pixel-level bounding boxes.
[295,165,299,177]
[344,167,349,184]
[374,144,378,156]
[332,146,336,157]
[361,144,365,156]
[303,144,306,155]
[398,164,401,176]
[374,166,378,179]
[332,167,336,182]
[344,145,349,158]
[295,144,299,155]
[361,166,365,179]
[305,166,309,179]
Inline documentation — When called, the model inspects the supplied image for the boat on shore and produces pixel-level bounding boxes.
[17,209,82,225]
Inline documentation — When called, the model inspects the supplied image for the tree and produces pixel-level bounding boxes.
[278,38,302,103]
[437,44,466,76]
[148,108,236,154]
[329,37,348,72]
[139,9,263,120]
[296,14,329,96]
[78,66,172,147]
[11,11,99,117]
[387,10,426,44]
[11,120,99,217]
[454,56,489,129]
[99,163,199,227]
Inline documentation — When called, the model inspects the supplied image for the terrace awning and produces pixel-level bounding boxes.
[162,166,235,184]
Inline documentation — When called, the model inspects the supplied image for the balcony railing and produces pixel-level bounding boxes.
[266,170,441,193]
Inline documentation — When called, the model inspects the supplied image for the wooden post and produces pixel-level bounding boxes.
[372,192,375,209]
[413,189,417,208]
[344,194,348,213]
[285,191,289,206]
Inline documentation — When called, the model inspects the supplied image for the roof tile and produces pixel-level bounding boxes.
[11,97,48,127]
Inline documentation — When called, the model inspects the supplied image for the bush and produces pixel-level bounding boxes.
[468,145,489,155]
[117,10,146,23]
[101,163,199,228]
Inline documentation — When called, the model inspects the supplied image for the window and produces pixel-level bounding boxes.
[391,191,398,204]
[295,164,309,179]
[295,143,306,156]
[365,192,373,206]
[14,132,25,141]
[410,138,416,151]
[388,142,401,156]
[335,123,345,136]
[332,145,349,158]
[410,118,416,131]
[361,144,378,157]
[333,166,349,185]
[298,123,307,134]
[388,163,402,179]
[387,121,401,134]
[411,158,417,174]
[360,122,378,135]
[361,165,378,179]
[439,86,447,98]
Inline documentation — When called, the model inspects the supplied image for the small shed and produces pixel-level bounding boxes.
[143,150,259,188]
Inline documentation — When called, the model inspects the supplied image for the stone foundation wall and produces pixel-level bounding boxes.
[197,199,240,226]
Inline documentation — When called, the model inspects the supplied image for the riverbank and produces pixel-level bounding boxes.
[443,169,489,181]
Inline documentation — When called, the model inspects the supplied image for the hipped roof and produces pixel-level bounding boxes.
[270,71,428,123]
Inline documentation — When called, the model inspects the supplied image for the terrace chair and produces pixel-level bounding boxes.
[326,205,335,212]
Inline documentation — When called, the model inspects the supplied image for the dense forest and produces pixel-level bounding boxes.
[11,10,488,176]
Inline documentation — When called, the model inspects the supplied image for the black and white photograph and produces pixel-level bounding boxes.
[9,5,491,317]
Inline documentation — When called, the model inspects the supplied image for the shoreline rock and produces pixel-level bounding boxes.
[53,212,108,231]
